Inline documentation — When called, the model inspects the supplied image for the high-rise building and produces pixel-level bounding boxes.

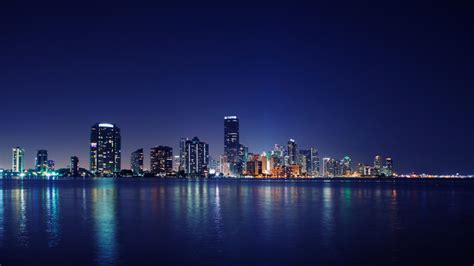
[341,156,352,176]
[90,123,121,176]
[219,155,229,176]
[179,138,188,172]
[310,148,320,176]
[150,146,173,175]
[385,158,393,176]
[183,137,209,177]
[131,148,144,176]
[12,147,25,173]
[374,155,383,175]
[47,160,55,170]
[299,149,312,175]
[70,156,79,177]
[287,139,298,165]
[172,155,180,172]
[224,116,240,176]
[36,150,48,171]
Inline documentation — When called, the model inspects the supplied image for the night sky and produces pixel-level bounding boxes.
[1,2,473,174]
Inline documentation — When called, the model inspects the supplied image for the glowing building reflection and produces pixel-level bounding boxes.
[93,185,118,265]
[44,185,60,247]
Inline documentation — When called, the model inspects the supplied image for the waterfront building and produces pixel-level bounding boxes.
[287,164,302,178]
[36,150,48,171]
[224,116,241,176]
[341,156,352,176]
[172,155,180,172]
[47,160,55,170]
[310,148,320,176]
[385,157,394,176]
[70,156,79,177]
[287,139,298,165]
[219,155,229,176]
[90,123,121,176]
[183,137,209,177]
[299,149,312,175]
[12,147,25,173]
[131,148,144,176]
[374,155,383,175]
[179,138,188,172]
[150,146,173,176]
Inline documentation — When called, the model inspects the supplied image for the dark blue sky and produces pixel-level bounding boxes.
[1,2,473,174]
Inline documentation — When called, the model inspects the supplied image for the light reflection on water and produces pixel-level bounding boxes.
[0,179,472,265]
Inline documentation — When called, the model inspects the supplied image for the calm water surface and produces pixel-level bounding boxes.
[0,179,473,265]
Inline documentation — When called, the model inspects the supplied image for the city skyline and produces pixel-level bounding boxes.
[1,4,473,174]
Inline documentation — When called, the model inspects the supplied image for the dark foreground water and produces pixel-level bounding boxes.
[0,179,473,266]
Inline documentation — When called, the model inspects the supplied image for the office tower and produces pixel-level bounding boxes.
[310,148,320,176]
[150,146,173,175]
[179,138,188,172]
[131,148,144,176]
[47,160,55,170]
[70,156,79,177]
[90,123,121,176]
[341,156,352,176]
[224,116,241,176]
[35,150,48,171]
[374,155,383,175]
[298,153,308,174]
[246,160,262,176]
[385,157,393,176]
[183,137,209,176]
[219,155,229,176]
[12,147,25,173]
[239,144,248,169]
[322,158,330,176]
[299,149,312,175]
[287,139,298,165]
[172,155,180,172]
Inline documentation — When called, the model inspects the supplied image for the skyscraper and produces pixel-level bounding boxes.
[299,149,312,175]
[179,138,188,172]
[224,116,240,176]
[12,147,25,173]
[310,147,320,176]
[90,123,121,176]
[287,139,298,165]
[183,137,209,177]
[36,150,48,171]
[341,156,352,176]
[150,146,173,175]
[131,148,144,176]
[385,157,393,176]
[70,156,79,177]
[374,155,383,175]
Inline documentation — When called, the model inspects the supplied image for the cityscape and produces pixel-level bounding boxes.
[2,116,470,179]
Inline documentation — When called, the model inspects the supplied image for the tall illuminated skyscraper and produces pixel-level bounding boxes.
[150,146,173,175]
[374,155,383,175]
[310,148,320,176]
[35,150,48,171]
[385,157,393,176]
[184,137,209,177]
[224,116,240,176]
[287,139,298,165]
[12,147,25,173]
[131,148,144,176]
[70,156,79,177]
[90,123,121,176]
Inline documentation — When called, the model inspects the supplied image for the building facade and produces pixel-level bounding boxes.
[183,137,209,177]
[224,116,241,176]
[12,147,25,173]
[90,123,121,176]
[150,146,173,175]
[70,156,79,177]
[131,148,144,176]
